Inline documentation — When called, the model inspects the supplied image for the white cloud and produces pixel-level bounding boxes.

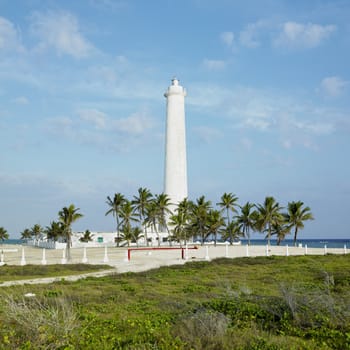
[275,22,336,48]
[45,116,75,138]
[112,112,154,135]
[30,11,95,58]
[12,96,29,105]
[202,59,227,71]
[239,20,268,48]
[240,118,271,131]
[78,109,107,129]
[240,137,253,151]
[220,31,234,48]
[320,76,348,97]
[0,16,24,52]
[193,126,223,143]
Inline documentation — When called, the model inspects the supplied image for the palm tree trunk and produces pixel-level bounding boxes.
[116,216,121,247]
[293,227,298,246]
[66,230,71,261]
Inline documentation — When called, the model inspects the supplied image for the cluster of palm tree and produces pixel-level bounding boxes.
[20,204,83,260]
[106,189,314,247]
[105,188,172,247]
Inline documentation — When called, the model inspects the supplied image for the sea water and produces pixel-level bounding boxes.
[2,238,349,249]
[242,239,350,248]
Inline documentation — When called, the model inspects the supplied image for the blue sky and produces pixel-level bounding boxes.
[1,0,349,239]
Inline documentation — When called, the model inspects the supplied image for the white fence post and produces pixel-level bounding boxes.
[305,244,308,255]
[205,246,210,261]
[324,244,327,255]
[286,245,289,257]
[0,251,4,266]
[20,248,26,266]
[61,249,67,264]
[225,242,229,258]
[82,247,88,263]
[41,248,47,265]
[103,245,109,263]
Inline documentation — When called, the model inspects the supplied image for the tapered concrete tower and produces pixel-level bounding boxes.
[164,78,188,210]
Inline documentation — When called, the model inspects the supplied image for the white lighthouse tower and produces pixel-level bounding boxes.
[164,78,188,212]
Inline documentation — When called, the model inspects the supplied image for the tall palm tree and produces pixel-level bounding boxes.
[58,204,83,261]
[286,201,314,246]
[177,197,193,217]
[217,192,239,226]
[237,202,257,245]
[144,200,159,243]
[169,212,188,246]
[169,198,193,246]
[132,187,153,246]
[119,200,138,233]
[255,196,283,246]
[189,196,212,245]
[20,228,32,241]
[154,193,172,236]
[105,193,126,247]
[206,209,226,246]
[0,227,9,243]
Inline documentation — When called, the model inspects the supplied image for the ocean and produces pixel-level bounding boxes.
[240,239,350,248]
[2,238,349,248]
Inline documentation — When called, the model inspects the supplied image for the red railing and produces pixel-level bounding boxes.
[127,246,198,261]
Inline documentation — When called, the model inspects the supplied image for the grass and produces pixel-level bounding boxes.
[0,255,349,349]
[0,264,111,282]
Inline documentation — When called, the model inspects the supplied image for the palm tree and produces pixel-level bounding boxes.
[154,193,172,236]
[169,212,188,246]
[132,187,153,246]
[221,221,241,245]
[206,209,226,246]
[169,198,193,246]
[177,197,193,217]
[20,228,32,241]
[0,227,9,243]
[131,227,144,247]
[79,230,94,243]
[120,224,133,247]
[237,202,257,245]
[189,196,212,245]
[45,221,64,242]
[286,201,314,246]
[217,192,239,226]
[105,193,126,247]
[271,220,291,245]
[144,200,159,244]
[255,196,283,246]
[119,200,138,246]
[58,204,83,261]
[31,224,43,239]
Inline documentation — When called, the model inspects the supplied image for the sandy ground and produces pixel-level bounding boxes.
[0,243,347,286]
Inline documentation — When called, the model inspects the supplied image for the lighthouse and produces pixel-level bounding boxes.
[164,78,188,212]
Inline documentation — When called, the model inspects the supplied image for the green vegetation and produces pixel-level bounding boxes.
[0,227,9,242]
[0,255,349,349]
[0,264,110,283]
